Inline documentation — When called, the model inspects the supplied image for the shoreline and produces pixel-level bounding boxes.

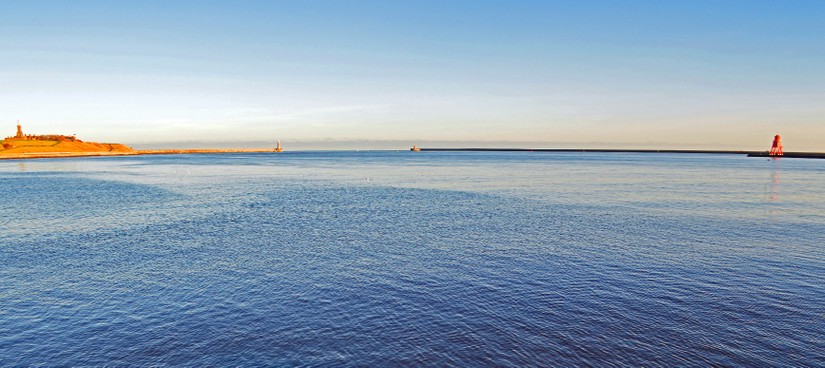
[0,148,275,160]
[3,148,825,160]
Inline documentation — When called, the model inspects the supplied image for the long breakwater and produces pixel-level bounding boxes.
[416,148,825,159]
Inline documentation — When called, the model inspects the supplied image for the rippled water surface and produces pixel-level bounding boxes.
[1,151,824,366]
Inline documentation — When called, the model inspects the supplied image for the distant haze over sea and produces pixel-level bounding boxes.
[129,140,777,151]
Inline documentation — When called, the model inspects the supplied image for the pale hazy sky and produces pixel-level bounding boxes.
[1,1,823,150]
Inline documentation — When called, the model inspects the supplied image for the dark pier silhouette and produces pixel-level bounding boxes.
[747,151,825,159]
[412,148,825,159]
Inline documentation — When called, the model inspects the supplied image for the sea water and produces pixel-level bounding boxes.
[1,151,823,366]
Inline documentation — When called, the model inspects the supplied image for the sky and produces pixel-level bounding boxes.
[1,0,823,150]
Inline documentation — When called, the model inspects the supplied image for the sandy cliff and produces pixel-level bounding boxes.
[0,139,135,159]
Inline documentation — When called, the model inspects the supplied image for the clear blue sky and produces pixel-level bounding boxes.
[1,1,823,149]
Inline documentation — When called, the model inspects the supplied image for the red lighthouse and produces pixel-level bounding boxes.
[769,134,783,157]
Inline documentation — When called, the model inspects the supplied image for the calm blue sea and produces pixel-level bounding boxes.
[1,151,824,367]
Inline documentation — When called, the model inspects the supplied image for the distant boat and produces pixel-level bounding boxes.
[410,145,420,152]
[274,140,283,153]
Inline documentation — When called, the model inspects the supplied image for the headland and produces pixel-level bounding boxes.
[1,122,134,160]
[0,123,276,160]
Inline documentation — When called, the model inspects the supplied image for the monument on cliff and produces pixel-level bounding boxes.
[5,122,79,142]
[2,121,135,156]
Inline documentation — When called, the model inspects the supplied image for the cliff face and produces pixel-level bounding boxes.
[0,139,135,156]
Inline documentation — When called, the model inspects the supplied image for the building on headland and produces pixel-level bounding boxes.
[4,122,80,142]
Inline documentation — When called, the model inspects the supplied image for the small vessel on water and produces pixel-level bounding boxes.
[274,140,283,153]
[410,145,420,152]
